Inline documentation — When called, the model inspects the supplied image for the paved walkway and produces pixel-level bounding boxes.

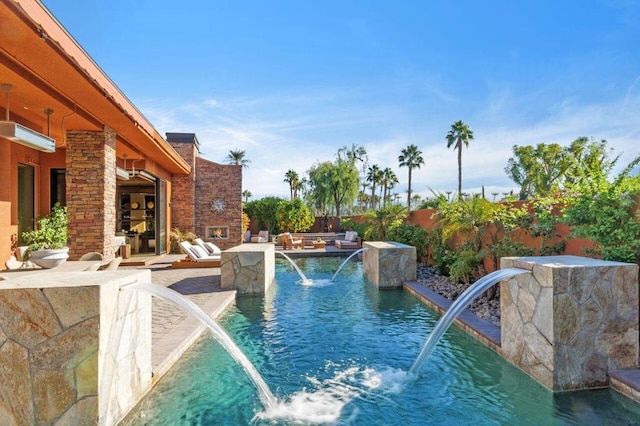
[120,255,236,384]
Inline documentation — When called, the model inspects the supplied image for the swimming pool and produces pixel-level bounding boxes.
[123,257,640,425]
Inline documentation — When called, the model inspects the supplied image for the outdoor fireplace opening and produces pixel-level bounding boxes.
[205,226,229,240]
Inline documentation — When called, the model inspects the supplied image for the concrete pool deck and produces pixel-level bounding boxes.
[124,256,640,404]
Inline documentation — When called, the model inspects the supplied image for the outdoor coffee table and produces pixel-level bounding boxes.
[312,240,326,249]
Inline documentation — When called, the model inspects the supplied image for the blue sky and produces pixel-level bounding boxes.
[43,0,640,200]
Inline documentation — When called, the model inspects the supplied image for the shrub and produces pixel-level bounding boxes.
[276,199,314,232]
[169,227,196,254]
[21,204,67,250]
[387,223,428,259]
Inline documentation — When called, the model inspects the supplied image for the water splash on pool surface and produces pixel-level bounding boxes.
[254,365,409,424]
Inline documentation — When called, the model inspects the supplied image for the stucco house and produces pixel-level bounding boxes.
[0,0,241,268]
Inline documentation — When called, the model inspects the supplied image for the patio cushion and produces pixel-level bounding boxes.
[191,245,208,258]
[204,242,222,254]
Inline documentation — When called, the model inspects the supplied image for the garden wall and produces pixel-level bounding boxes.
[408,203,596,272]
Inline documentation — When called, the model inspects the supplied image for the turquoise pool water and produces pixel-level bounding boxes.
[124,257,640,425]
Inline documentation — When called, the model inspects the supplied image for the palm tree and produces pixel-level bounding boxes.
[366,165,383,210]
[446,121,474,198]
[381,167,398,207]
[226,149,251,168]
[398,144,425,210]
[242,190,252,203]
[284,169,300,200]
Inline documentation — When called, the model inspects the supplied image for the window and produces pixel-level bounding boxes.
[18,163,34,244]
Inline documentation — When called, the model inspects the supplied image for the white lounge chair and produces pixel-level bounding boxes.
[194,238,222,256]
[251,230,269,243]
[180,241,221,262]
[99,257,122,271]
[79,252,104,261]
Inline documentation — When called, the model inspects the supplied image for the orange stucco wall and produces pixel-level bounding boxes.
[0,201,14,269]
[407,204,597,272]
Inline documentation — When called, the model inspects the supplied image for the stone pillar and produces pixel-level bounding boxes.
[65,127,117,260]
[221,244,274,294]
[0,270,152,425]
[363,241,416,289]
[166,133,197,233]
[500,255,639,391]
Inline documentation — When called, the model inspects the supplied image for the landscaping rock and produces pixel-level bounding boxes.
[415,263,501,326]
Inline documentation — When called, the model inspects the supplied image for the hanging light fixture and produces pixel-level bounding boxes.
[0,84,56,153]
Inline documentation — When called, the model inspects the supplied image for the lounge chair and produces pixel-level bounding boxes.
[180,241,221,262]
[4,255,34,270]
[282,232,303,249]
[251,230,269,243]
[195,238,222,256]
[79,252,104,261]
[99,257,122,271]
[335,231,361,249]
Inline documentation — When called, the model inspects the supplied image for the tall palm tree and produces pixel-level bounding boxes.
[398,144,425,210]
[283,169,300,200]
[446,121,474,198]
[381,167,398,207]
[366,165,383,210]
[226,149,251,168]
[242,189,252,203]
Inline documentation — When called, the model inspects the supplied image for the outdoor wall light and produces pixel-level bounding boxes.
[0,83,56,153]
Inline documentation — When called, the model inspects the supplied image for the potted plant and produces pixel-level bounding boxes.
[21,203,69,268]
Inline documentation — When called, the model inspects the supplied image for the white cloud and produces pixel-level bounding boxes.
[138,82,640,200]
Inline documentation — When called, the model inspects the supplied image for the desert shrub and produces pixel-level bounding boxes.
[387,223,428,259]
[170,227,196,254]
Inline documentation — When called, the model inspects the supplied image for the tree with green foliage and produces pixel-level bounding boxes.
[565,137,619,190]
[411,194,422,209]
[276,198,314,233]
[337,143,368,166]
[398,144,424,210]
[243,196,284,235]
[505,138,620,199]
[284,169,301,200]
[381,167,399,208]
[241,189,252,203]
[366,164,383,210]
[308,157,359,218]
[226,149,250,168]
[446,121,474,198]
[360,204,408,240]
[505,143,571,199]
[563,157,640,263]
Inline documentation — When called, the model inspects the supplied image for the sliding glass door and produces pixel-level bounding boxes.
[156,179,167,255]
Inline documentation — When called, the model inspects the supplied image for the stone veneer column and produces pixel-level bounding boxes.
[65,128,117,260]
[167,137,197,233]
[363,241,416,289]
[0,270,152,425]
[221,244,275,294]
[500,255,638,391]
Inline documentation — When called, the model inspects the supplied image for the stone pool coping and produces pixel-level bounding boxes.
[404,280,640,404]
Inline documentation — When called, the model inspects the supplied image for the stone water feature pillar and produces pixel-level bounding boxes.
[0,270,152,425]
[363,241,416,289]
[221,243,275,294]
[500,255,638,391]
